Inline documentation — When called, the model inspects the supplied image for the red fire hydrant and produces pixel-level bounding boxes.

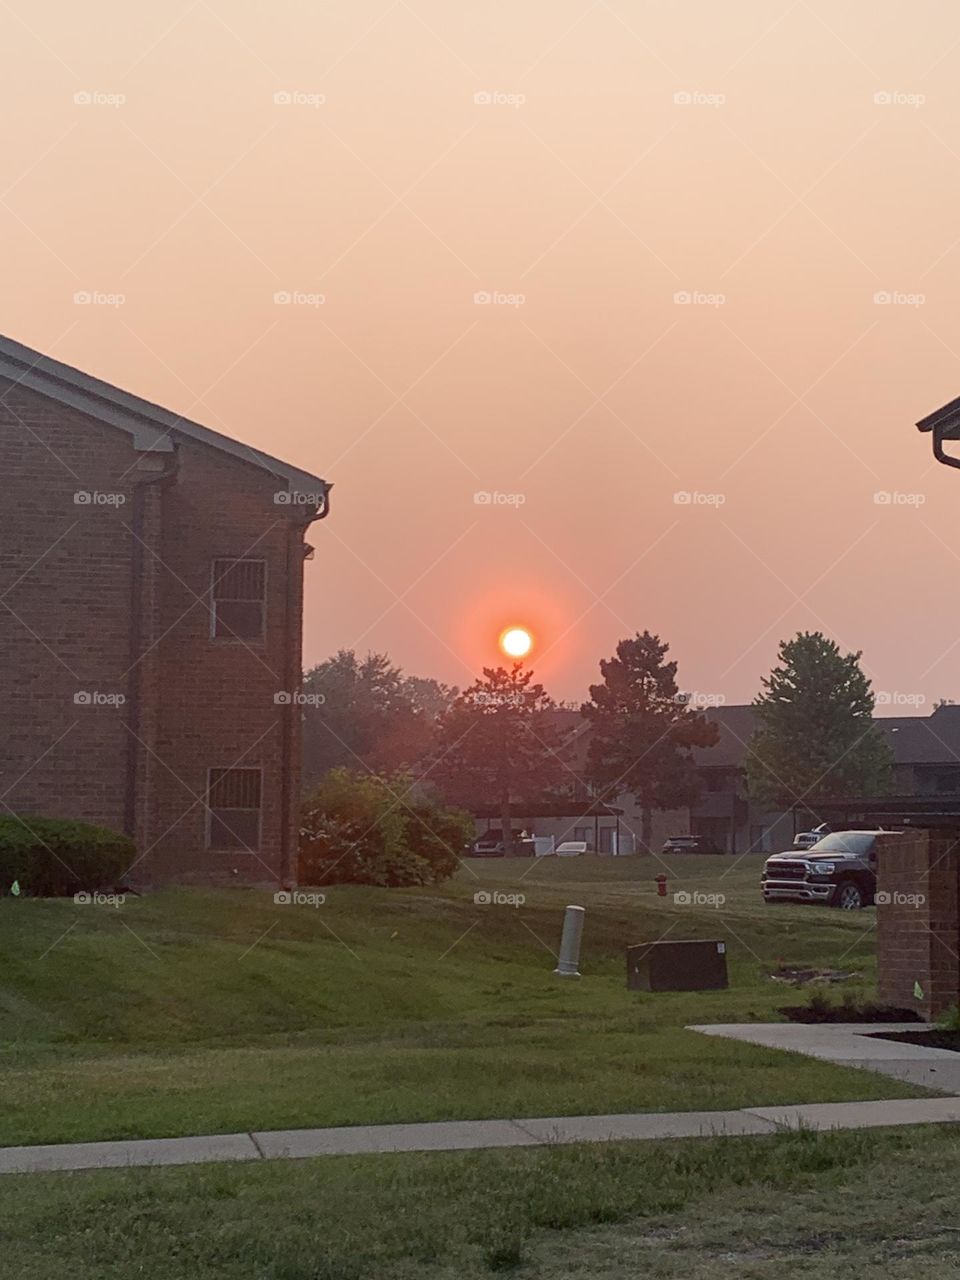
[655,874,668,897]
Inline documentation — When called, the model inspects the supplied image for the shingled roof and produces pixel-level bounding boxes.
[549,703,960,770]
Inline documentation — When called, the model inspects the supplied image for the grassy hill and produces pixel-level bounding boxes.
[0,855,920,1145]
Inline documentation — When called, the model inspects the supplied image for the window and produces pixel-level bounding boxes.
[573,826,590,844]
[211,559,266,641]
[206,767,262,851]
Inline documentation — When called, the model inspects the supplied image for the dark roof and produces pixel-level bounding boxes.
[474,801,622,818]
[917,397,960,441]
[880,704,960,764]
[0,333,330,497]
[548,702,960,771]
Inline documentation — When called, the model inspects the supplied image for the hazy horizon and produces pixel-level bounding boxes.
[7,0,960,711]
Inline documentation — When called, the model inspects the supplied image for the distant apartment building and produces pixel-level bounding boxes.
[0,335,329,884]
[473,703,960,855]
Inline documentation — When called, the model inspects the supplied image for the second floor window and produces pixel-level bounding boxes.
[211,558,266,641]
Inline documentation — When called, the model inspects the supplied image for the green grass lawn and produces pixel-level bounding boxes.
[0,854,918,1147]
[3,1125,960,1279]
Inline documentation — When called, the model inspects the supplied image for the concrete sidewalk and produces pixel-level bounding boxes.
[688,1021,960,1092]
[3,1095,960,1175]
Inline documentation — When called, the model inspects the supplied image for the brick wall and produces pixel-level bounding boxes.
[0,382,137,831]
[876,829,960,1019]
[147,440,307,885]
[1,381,315,885]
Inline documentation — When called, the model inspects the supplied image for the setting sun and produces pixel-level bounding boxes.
[500,626,533,659]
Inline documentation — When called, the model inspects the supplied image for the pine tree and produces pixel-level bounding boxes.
[581,632,719,852]
[746,632,893,808]
[430,664,562,854]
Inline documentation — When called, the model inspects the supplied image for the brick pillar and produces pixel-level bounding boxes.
[877,829,960,1019]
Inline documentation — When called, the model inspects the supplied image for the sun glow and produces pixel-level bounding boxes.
[500,626,533,659]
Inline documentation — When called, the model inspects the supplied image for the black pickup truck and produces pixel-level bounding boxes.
[761,830,897,910]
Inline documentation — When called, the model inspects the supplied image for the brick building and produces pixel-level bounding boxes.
[0,335,330,885]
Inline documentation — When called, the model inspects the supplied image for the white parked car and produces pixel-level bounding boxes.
[555,841,588,857]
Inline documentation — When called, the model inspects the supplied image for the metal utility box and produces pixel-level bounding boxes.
[627,939,728,992]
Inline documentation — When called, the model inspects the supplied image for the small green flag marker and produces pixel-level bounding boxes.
[10,880,20,897]
[914,980,924,1001]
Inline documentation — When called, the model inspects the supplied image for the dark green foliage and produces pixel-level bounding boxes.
[746,632,893,807]
[299,768,471,886]
[429,664,564,854]
[0,816,134,897]
[581,632,719,850]
[301,650,457,788]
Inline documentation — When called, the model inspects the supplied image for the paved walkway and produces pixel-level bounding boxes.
[3,1095,960,1175]
[688,1021,960,1093]
[4,1023,959,1176]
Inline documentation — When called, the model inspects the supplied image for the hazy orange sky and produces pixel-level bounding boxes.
[7,0,960,709]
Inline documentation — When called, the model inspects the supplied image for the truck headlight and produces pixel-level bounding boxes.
[809,862,835,875]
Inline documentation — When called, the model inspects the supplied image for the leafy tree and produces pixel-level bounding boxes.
[430,665,564,854]
[746,631,893,808]
[301,650,456,788]
[299,768,471,887]
[581,632,719,852]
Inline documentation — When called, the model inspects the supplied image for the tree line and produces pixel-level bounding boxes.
[299,631,894,880]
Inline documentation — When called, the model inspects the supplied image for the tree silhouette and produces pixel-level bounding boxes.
[430,664,563,854]
[581,632,718,852]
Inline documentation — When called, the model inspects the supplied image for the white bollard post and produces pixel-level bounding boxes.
[554,904,585,977]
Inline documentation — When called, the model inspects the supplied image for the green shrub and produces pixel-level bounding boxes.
[300,769,471,887]
[0,816,134,897]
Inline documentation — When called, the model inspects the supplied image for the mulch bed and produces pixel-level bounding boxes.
[868,1029,960,1051]
[779,1003,922,1024]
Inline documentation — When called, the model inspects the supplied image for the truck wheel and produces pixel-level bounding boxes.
[834,880,864,910]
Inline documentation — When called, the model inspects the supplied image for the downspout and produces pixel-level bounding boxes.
[933,423,960,471]
[124,452,179,840]
[279,484,331,887]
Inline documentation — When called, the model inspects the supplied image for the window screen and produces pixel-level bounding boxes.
[211,559,266,640]
[207,767,262,850]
